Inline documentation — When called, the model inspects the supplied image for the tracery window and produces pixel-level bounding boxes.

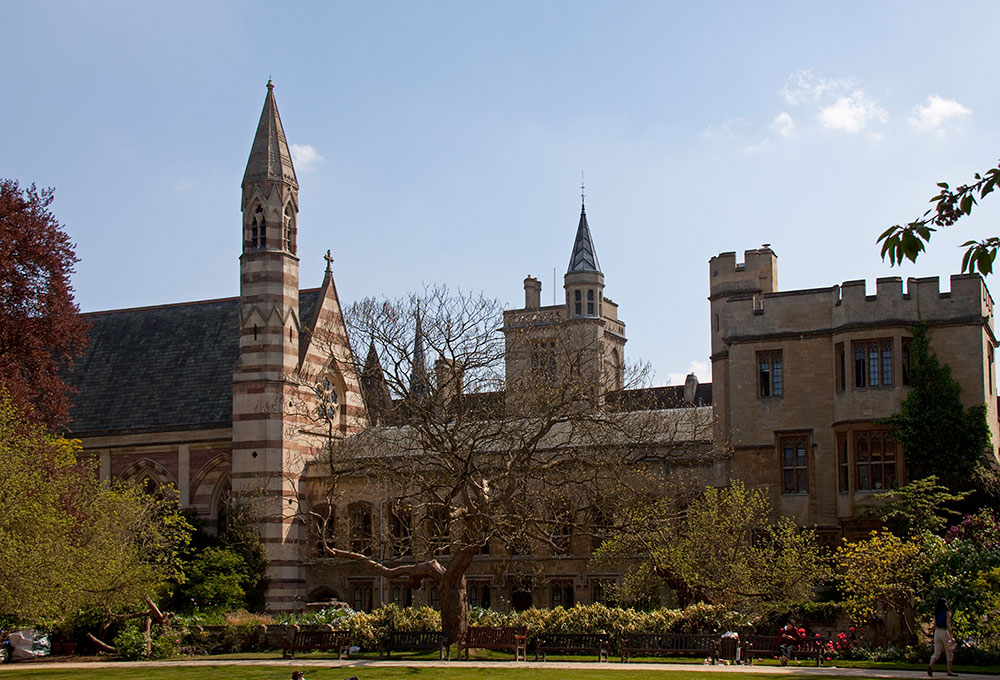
[758,350,783,397]
[854,340,893,387]
[349,502,373,556]
[283,204,295,253]
[780,434,808,494]
[854,430,899,491]
[251,205,265,248]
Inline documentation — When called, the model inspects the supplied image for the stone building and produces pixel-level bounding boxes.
[63,83,999,612]
[709,247,999,540]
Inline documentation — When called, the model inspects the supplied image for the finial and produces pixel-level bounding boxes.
[266,78,274,90]
[324,249,334,273]
[580,171,586,207]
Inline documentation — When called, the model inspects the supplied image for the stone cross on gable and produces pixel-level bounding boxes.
[324,249,334,273]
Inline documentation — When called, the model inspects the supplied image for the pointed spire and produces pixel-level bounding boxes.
[566,201,601,274]
[242,80,298,189]
[360,339,392,425]
[409,306,430,399]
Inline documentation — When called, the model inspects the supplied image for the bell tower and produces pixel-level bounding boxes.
[232,80,305,610]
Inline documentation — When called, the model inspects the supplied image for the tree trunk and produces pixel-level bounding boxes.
[438,547,477,644]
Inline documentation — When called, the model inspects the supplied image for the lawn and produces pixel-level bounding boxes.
[0,667,867,680]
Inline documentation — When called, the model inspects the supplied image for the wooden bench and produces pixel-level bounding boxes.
[457,626,527,661]
[379,630,450,660]
[621,633,719,662]
[535,632,610,662]
[281,630,351,659]
[743,634,825,666]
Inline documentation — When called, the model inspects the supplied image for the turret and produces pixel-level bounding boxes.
[564,202,605,319]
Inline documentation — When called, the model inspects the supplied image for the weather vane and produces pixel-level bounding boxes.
[580,171,586,206]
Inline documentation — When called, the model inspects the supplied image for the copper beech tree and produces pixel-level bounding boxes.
[301,287,721,642]
[0,180,88,429]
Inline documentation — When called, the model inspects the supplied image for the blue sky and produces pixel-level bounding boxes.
[3,1,999,386]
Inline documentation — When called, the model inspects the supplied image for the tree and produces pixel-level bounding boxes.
[837,530,926,643]
[859,475,970,537]
[305,287,720,642]
[882,324,991,495]
[879,161,1000,275]
[0,392,190,625]
[594,480,830,608]
[0,180,88,429]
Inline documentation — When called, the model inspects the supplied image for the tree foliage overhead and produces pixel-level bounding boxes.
[0,393,190,625]
[879,161,1000,275]
[306,286,721,641]
[0,180,89,429]
[882,324,991,494]
[594,480,830,609]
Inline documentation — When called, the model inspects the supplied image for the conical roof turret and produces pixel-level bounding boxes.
[242,80,298,189]
[566,203,601,274]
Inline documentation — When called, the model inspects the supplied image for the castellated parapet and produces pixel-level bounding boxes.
[715,272,993,344]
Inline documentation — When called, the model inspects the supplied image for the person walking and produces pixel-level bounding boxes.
[928,598,957,677]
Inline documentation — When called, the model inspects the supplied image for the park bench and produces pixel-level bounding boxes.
[535,632,610,661]
[379,630,450,660]
[457,625,527,661]
[620,632,719,662]
[281,629,352,659]
[743,634,825,666]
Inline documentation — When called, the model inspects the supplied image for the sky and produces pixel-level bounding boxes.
[3,1,999,387]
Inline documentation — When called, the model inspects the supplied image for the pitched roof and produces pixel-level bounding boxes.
[65,289,321,437]
[566,204,601,274]
[242,80,298,189]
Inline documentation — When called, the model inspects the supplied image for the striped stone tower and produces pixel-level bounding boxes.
[233,80,307,609]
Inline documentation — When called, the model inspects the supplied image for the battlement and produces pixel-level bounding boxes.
[709,247,777,300]
[718,273,993,338]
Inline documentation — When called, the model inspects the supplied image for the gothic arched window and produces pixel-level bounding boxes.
[283,204,296,253]
[251,205,265,249]
[315,375,339,424]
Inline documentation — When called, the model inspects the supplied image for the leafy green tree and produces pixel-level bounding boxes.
[879,161,1000,275]
[836,530,926,642]
[925,511,1000,643]
[861,475,969,537]
[176,547,248,612]
[595,480,830,608]
[0,393,190,625]
[883,324,991,495]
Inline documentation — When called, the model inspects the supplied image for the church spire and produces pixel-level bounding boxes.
[409,306,430,399]
[242,80,298,190]
[566,200,601,274]
[360,339,392,425]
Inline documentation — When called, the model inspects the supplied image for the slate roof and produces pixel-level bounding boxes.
[65,289,321,437]
[566,204,601,274]
[242,80,298,189]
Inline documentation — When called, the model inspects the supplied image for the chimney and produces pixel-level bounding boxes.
[524,275,541,309]
[683,372,699,404]
[435,355,464,405]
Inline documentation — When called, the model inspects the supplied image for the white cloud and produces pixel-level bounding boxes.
[771,112,797,138]
[781,70,853,106]
[667,360,710,387]
[743,139,771,154]
[700,117,747,140]
[290,143,324,172]
[909,95,971,135]
[817,92,888,134]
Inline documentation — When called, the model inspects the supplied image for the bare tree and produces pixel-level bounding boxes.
[301,286,722,641]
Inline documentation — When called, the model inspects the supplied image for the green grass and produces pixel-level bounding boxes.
[0,667,881,680]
